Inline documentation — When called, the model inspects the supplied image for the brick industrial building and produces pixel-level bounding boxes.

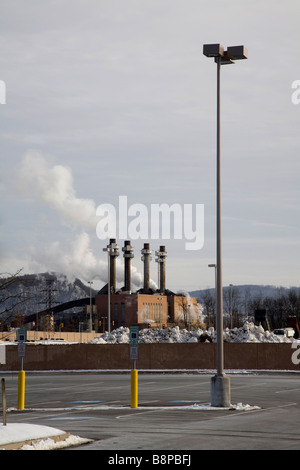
[95,239,198,329]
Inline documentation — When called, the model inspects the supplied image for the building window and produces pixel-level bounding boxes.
[121,303,125,326]
[114,303,119,328]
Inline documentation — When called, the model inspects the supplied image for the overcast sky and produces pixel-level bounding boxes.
[1,0,299,292]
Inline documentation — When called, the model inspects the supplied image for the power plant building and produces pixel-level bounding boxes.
[95,239,198,329]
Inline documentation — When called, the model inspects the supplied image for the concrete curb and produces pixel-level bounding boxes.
[1,432,70,450]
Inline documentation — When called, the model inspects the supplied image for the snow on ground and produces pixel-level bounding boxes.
[0,321,295,449]
[90,322,299,344]
[1,322,299,346]
[0,423,90,450]
[20,434,91,450]
[0,401,259,450]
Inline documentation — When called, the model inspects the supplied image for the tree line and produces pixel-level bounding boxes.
[199,286,300,330]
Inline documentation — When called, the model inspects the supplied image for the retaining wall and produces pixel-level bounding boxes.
[0,343,299,371]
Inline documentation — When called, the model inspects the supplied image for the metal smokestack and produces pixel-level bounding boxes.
[155,245,168,294]
[108,238,119,293]
[141,243,152,293]
[122,240,134,293]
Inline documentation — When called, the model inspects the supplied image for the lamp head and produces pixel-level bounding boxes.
[203,44,224,58]
[227,45,248,60]
[203,44,247,64]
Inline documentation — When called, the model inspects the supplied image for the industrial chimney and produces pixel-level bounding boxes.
[141,243,152,293]
[155,245,168,294]
[122,240,134,293]
[107,238,119,294]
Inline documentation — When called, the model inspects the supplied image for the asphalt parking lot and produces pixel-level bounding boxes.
[2,371,300,451]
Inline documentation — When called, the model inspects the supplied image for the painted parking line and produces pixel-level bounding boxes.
[47,416,94,421]
[68,400,104,404]
[168,400,206,403]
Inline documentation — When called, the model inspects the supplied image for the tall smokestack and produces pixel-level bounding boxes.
[155,245,168,294]
[141,243,152,293]
[108,238,119,293]
[122,240,134,293]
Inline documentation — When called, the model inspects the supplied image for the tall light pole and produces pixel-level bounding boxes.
[229,283,233,329]
[203,44,247,407]
[208,263,217,328]
[88,281,93,332]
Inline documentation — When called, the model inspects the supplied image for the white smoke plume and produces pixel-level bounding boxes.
[17,150,154,289]
[28,231,145,289]
[18,150,98,229]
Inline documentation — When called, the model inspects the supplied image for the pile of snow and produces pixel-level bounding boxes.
[93,326,131,344]
[230,403,261,411]
[21,434,90,450]
[221,322,297,343]
[91,326,205,344]
[0,423,90,450]
[90,322,299,344]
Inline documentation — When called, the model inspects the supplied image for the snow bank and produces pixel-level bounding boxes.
[20,434,90,450]
[2,322,298,346]
[221,322,298,343]
[0,423,90,450]
[90,322,299,344]
[0,423,65,446]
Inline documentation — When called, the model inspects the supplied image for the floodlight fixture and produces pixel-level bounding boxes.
[227,45,248,60]
[203,43,224,58]
[203,44,248,65]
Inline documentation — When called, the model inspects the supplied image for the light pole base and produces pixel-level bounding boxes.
[211,374,231,407]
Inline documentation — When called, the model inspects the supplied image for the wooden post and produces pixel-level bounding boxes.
[2,378,6,426]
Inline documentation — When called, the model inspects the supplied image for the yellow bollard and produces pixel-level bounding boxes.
[17,370,25,410]
[131,369,138,408]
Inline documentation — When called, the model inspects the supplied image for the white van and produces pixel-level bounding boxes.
[273,328,295,338]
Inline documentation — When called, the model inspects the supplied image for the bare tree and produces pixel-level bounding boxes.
[199,289,216,328]
[176,295,189,327]
[0,268,24,315]
[0,268,36,329]
[223,286,242,328]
